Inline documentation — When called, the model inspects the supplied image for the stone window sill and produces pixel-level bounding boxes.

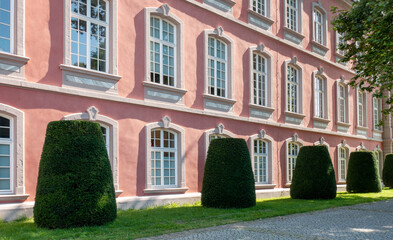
[337,121,351,127]
[311,40,329,56]
[0,52,30,64]
[247,10,274,31]
[60,64,121,94]
[143,81,187,104]
[144,187,189,194]
[0,52,30,75]
[284,111,306,119]
[357,126,369,131]
[203,94,236,112]
[313,117,330,123]
[0,194,30,202]
[311,40,329,52]
[249,103,275,113]
[284,27,305,45]
[255,184,276,190]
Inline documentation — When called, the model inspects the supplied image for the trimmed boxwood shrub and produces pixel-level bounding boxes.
[34,120,117,229]
[346,151,382,193]
[290,146,336,199]
[201,138,256,208]
[382,154,393,188]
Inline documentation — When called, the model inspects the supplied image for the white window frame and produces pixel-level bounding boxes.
[0,0,29,76]
[62,0,120,93]
[337,141,350,183]
[336,31,346,56]
[373,97,382,131]
[285,0,299,32]
[63,106,120,193]
[313,70,329,120]
[150,129,178,187]
[249,130,275,188]
[0,114,13,194]
[144,5,184,89]
[0,103,25,199]
[203,27,234,100]
[251,0,267,16]
[249,45,273,108]
[357,89,367,128]
[311,1,328,47]
[145,116,187,193]
[285,134,304,185]
[336,79,349,124]
[284,58,303,115]
[207,37,227,97]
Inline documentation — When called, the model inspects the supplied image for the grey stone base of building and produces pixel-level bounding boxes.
[0,186,348,222]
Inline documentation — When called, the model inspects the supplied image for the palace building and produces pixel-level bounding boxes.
[0,0,390,220]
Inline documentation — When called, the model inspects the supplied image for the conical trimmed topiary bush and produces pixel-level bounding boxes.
[202,138,256,208]
[382,154,393,188]
[347,151,382,193]
[34,120,117,229]
[290,145,337,199]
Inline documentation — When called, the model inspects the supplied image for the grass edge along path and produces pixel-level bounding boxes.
[1,189,393,240]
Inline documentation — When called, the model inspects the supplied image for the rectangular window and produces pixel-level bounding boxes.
[208,37,227,98]
[150,17,176,87]
[0,0,12,53]
[286,0,298,31]
[287,66,298,113]
[313,9,323,44]
[71,0,108,72]
[252,0,266,16]
[336,32,346,55]
[315,77,324,118]
[253,53,267,106]
[254,139,268,183]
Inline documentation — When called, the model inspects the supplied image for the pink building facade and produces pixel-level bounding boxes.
[0,0,390,219]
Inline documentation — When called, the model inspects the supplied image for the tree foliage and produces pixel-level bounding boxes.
[332,0,393,115]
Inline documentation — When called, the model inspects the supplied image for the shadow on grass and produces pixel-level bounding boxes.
[1,190,392,240]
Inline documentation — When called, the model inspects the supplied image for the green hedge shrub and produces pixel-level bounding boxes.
[382,154,393,188]
[346,151,382,193]
[34,121,117,229]
[202,138,256,208]
[290,146,337,199]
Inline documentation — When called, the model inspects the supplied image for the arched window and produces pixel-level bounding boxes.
[249,130,275,188]
[0,115,12,193]
[0,103,25,198]
[145,116,187,193]
[204,123,235,160]
[150,129,177,186]
[337,141,350,183]
[285,134,304,184]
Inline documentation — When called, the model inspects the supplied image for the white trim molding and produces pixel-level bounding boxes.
[355,142,367,151]
[356,89,368,137]
[283,0,305,45]
[144,116,187,194]
[62,0,120,94]
[63,106,121,193]
[203,0,236,15]
[249,129,275,189]
[248,0,274,31]
[203,26,236,113]
[284,57,305,125]
[336,76,350,133]
[311,0,329,56]
[337,140,350,184]
[285,133,304,185]
[0,0,29,80]
[0,103,26,200]
[204,123,235,160]
[249,43,275,120]
[312,67,330,129]
[313,136,329,147]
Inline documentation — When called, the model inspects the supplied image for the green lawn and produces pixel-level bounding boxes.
[1,189,393,240]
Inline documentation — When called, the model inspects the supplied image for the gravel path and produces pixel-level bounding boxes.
[139,200,393,240]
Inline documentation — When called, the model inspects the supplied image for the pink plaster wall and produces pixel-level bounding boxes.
[0,0,383,202]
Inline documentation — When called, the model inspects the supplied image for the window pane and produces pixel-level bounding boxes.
[0,156,9,166]
[0,0,11,11]
[0,179,10,190]
[0,144,10,155]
